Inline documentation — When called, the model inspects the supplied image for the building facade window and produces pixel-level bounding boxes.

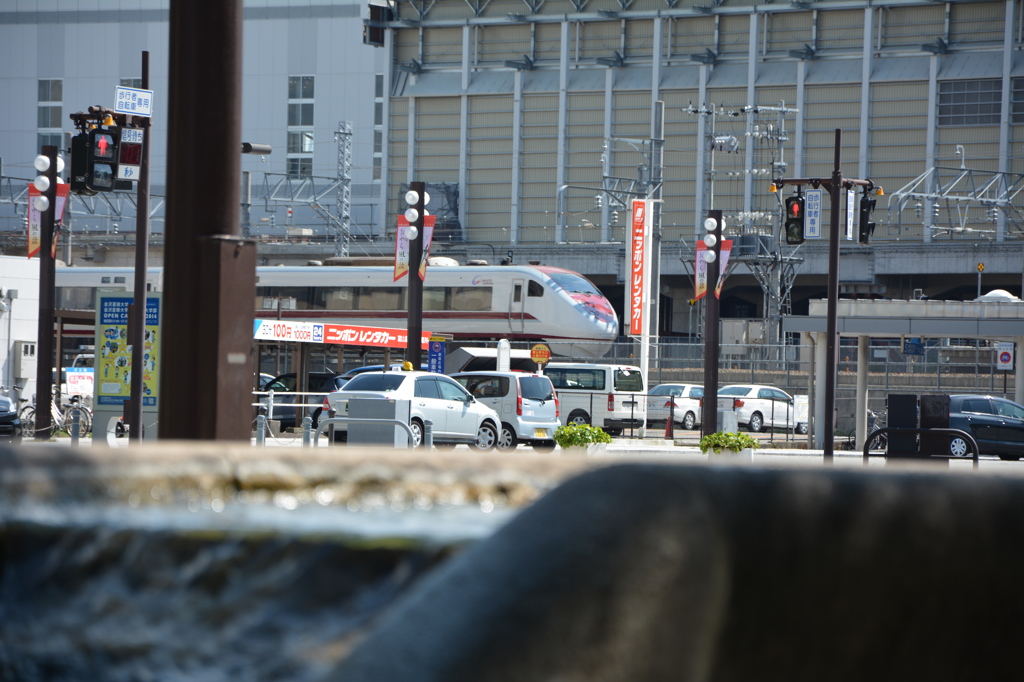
[120,77,143,88]
[1012,78,1024,124]
[38,79,62,152]
[938,79,1001,126]
[287,75,314,177]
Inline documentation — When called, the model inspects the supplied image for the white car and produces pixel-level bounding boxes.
[322,370,500,450]
[646,383,703,431]
[452,371,559,452]
[717,384,802,433]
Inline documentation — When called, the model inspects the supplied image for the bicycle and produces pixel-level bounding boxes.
[866,409,887,451]
[20,388,93,438]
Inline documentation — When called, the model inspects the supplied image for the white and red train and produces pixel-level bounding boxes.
[55,261,619,357]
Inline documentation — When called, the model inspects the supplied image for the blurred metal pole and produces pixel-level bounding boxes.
[823,129,842,463]
[160,0,255,440]
[701,209,723,438]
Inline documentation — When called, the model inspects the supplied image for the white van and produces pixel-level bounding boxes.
[452,371,559,452]
[543,363,646,435]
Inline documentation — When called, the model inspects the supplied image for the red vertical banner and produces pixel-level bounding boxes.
[628,199,651,337]
[394,214,437,282]
[26,182,69,260]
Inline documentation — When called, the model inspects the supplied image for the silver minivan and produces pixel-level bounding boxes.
[452,371,559,452]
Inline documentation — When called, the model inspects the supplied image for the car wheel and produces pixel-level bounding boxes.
[532,441,556,454]
[471,421,497,452]
[748,412,764,433]
[409,418,424,448]
[434,442,457,451]
[497,423,518,451]
[310,407,323,428]
[949,435,970,458]
[795,422,808,435]
[998,453,1021,461]
[606,428,623,436]
[567,410,590,426]
[682,411,696,430]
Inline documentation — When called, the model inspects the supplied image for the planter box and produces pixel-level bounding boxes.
[710,448,753,462]
[561,443,609,456]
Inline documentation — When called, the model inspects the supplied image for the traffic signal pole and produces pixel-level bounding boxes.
[775,129,875,462]
[128,51,151,440]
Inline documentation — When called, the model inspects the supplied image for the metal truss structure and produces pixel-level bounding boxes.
[885,160,1024,240]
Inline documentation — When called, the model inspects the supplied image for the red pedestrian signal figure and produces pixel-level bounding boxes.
[785,195,805,245]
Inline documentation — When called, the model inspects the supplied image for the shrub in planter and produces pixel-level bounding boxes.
[698,431,759,455]
[554,423,613,449]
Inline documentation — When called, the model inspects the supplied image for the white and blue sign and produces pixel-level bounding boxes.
[114,86,154,117]
[428,340,446,374]
[903,337,924,356]
[805,189,823,238]
[846,190,856,240]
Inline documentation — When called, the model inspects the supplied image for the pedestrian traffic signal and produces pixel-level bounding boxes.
[858,196,877,245]
[87,128,118,193]
[785,195,805,245]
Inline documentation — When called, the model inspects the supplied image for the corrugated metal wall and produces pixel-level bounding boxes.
[385,2,1024,245]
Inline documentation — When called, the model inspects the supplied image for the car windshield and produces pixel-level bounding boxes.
[342,374,406,392]
[520,376,554,401]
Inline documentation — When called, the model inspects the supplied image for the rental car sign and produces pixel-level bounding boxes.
[253,319,430,349]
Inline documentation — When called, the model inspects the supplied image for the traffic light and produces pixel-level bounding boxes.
[87,127,118,193]
[859,196,877,245]
[785,195,805,245]
[69,133,95,196]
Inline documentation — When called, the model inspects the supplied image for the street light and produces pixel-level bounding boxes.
[404,182,429,367]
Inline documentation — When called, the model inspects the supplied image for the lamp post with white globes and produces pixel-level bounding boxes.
[404,182,428,367]
[701,209,723,438]
[31,146,60,440]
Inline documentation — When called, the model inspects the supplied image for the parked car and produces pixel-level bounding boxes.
[323,370,500,450]
[717,384,800,433]
[948,394,1024,460]
[646,384,703,430]
[451,371,559,452]
[0,395,22,443]
[544,363,646,435]
[341,363,427,379]
[261,371,350,429]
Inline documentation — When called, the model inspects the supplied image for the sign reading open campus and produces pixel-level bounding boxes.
[253,319,430,349]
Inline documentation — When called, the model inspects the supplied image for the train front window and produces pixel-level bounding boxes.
[546,272,601,296]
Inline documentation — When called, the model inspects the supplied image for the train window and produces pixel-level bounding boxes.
[355,287,403,311]
[322,287,355,310]
[513,284,522,303]
[449,287,492,311]
[424,288,446,311]
[546,272,601,296]
[528,281,543,297]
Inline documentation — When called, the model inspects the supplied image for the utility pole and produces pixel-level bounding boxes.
[700,209,724,438]
[128,51,151,441]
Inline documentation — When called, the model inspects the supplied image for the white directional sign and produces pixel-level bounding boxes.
[845,189,855,240]
[114,86,154,117]
[804,189,823,238]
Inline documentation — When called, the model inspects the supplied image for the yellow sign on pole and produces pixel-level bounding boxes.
[978,262,985,273]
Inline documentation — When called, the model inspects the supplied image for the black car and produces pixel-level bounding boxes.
[261,372,350,430]
[948,394,1024,460]
[0,394,22,443]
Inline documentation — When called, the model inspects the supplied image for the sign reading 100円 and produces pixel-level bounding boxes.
[95,292,161,408]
